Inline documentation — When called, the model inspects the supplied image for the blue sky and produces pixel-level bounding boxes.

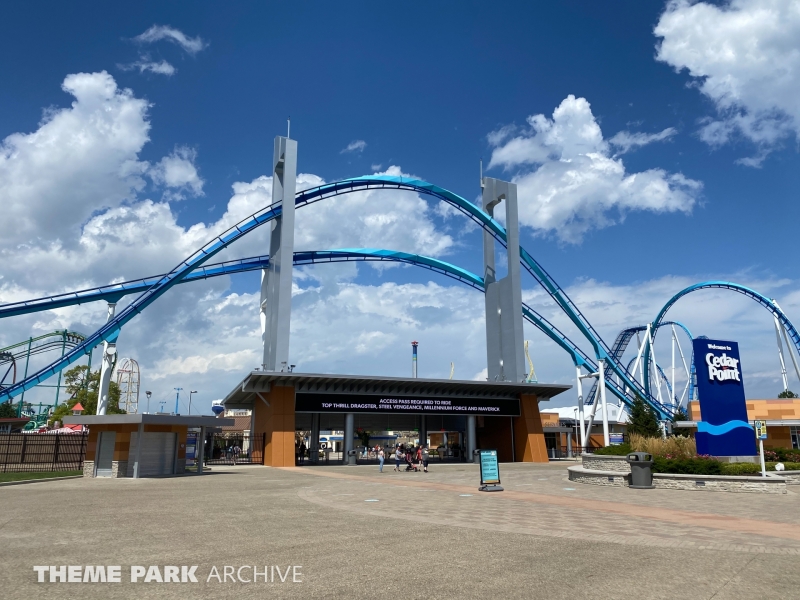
[2,1,800,412]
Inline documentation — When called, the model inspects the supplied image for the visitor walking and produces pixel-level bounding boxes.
[394,445,403,472]
[378,447,385,472]
[422,445,430,472]
[299,441,307,465]
[232,443,242,465]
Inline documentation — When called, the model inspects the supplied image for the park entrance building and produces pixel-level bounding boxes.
[222,372,569,466]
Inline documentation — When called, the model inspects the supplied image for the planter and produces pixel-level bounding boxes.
[568,465,787,494]
[581,454,630,473]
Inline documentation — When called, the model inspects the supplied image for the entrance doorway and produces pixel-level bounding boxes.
[95,431,116,477]
[295,413,468,464]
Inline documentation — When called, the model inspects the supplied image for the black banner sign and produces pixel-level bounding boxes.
[295,393,520,416]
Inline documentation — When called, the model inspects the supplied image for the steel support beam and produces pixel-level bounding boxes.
[96,303,117,415]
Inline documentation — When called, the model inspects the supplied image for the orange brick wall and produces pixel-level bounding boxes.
[514,394,548,462]
[746,399,800,421]
[477,395,548,462]
[688,399,799,449]
[689,398,800,423]
[540,412,559,427]
[252,385,296,467]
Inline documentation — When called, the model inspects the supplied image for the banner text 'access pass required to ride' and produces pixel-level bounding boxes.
[295,394,520,416]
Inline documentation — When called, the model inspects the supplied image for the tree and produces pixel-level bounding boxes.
[670,407,693,437]
[778,389,798,398]
[627,396,661,438]
[355,428,372,448]
[0,402,16,418]
[49,365,125,424]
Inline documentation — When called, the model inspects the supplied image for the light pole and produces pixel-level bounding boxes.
[145,391,152,414]
[174,387,183,415]
[189,390,198,415]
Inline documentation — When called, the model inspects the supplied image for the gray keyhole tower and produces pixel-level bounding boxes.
[260,136,297,371]
[482,177,526,382]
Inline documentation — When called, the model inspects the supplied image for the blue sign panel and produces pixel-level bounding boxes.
[186,433,197,461]
[479,449,500,485]
[692,338,756,457]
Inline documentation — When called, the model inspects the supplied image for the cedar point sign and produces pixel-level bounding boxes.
[692,338,756,457]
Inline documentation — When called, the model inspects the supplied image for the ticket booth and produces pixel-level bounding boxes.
[64,414,233,478]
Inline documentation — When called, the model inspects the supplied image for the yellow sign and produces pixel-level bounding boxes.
[754,420,767,440]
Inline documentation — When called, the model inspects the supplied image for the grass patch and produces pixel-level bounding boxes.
[630,433,696,459]
[0,470,82,483]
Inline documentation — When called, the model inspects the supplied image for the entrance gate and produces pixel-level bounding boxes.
[206,432,266,465]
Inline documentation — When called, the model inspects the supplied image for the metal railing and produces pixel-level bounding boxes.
[205,433,266,465]
[0,432,87,472]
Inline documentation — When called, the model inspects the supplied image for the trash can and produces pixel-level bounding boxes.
[346,449,358,466]
[626,452,654,489]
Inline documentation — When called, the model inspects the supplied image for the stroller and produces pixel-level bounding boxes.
[405,448,420,472]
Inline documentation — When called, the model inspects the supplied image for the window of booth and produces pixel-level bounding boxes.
[791,426,800,450]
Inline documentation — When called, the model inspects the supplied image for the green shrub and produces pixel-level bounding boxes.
[652,456,723,475]
[764,448,800,463]
[765,461,800,471]
[721,462,761,475]
[592,443,631,456]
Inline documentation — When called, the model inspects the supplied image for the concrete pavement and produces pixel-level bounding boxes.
[1,462,798,599]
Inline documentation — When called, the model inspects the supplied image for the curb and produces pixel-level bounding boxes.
[0,475,84,488]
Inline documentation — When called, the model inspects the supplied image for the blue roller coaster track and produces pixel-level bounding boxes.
[585,321,693,406]
[0,248,636,407]
[0,175,678,417]
[644,282,800,397]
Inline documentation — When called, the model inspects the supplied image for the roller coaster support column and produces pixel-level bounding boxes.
[97,303,118,415]
[260,135,297,371]
[53,330,67,405]
[481,178,525,382]
[772,300,800,387]
[598,359,610,447]
[773,312,790,392]
[18,336,33,413]
[575,366,585,448]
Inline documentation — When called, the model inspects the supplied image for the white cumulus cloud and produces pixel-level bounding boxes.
[118,57,176,76]
[0,71,151,247]
[149,146,204,198]
[609,127,677,155]
[133,25,207,55]
[488,95,701,243]
[655,0,800,165]
[341,140,367,154]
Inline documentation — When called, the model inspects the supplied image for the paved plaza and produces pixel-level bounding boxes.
[2,462,800,598]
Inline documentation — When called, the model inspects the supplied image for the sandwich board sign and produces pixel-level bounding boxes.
[478,449,503,492]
